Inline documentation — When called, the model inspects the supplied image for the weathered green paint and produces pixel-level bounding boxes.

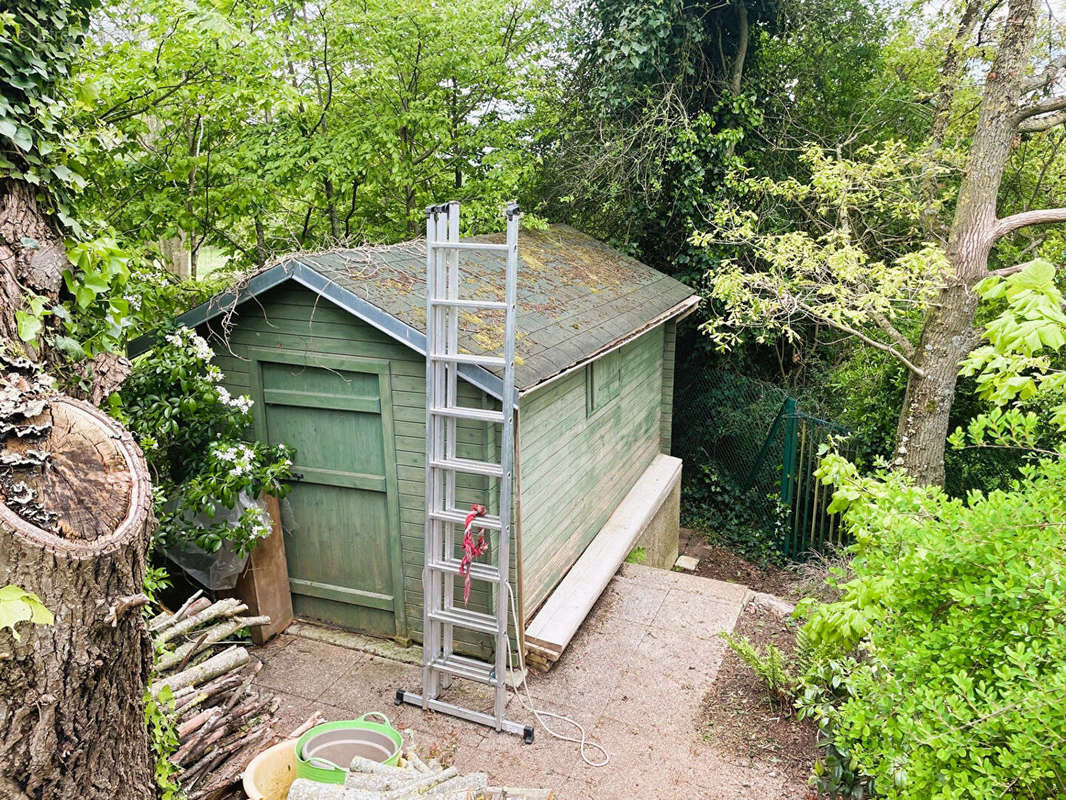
[203,284,509,655]
[660,320,677,454]
[246,348,405,638]
[517,326,665,617]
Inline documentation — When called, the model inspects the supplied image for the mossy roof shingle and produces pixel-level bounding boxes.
[133,225,698,398]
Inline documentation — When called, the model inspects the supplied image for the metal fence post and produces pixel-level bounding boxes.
[778,398,798,557]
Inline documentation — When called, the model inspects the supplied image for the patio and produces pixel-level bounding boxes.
[254,563,805,799]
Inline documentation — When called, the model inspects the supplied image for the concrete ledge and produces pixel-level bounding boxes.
[525,453,683,665]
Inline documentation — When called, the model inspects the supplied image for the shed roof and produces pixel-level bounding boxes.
[131,225,698,402]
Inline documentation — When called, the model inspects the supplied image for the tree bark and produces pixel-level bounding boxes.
[0,378,155,800]
[895,0,1039,485]
[919,0,986,235]
[0,179,67,350]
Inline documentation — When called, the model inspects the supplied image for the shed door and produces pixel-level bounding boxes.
[252,351,405,639]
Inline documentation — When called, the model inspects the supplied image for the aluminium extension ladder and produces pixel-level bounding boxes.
[395,200,533,742]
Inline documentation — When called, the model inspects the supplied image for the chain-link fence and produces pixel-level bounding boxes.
[672,367,856,561]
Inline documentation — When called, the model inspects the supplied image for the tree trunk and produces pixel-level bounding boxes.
[324,177,340,241]
[158,232,192,278]
[895,0,1039,485]
[0,179,66,350]
[0,373,155,800]
[920,0,986,235]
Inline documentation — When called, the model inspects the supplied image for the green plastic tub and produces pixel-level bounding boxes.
[294,714,403,785]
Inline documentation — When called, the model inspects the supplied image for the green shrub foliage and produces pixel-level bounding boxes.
[796,261,1066,799]
[114,326,294,554]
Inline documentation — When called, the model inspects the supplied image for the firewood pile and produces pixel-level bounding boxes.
[286,753,554,800]
[148,590,319,800]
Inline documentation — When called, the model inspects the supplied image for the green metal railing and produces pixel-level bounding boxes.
[759,399,855,558]
[673,368,856,561]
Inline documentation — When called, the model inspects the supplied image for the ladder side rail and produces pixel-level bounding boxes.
[431,208,451,693]
[442,202,461,673]
[493,203,520,727]
[422,207,442,705]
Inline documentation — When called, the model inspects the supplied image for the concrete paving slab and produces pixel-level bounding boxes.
[256,636,365,701]
[326,654,421,715]
[588,578,668,626]
[650,586,746,641]
[672,571,751,604]
[674,554,700,571]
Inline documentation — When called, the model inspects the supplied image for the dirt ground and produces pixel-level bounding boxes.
[678,528,806,600]
[699,599,819,797]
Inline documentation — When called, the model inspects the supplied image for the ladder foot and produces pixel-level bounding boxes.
[394,688,406,706]
[523,725,535,744]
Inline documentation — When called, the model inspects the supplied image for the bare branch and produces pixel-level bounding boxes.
[869,311,917,358]
[1023,54,1066,92]
[992,206,1066,240]
[793,300,926,377]
[1019,109,1066,133]
[1015,95,1066,131]
[989,259,1039,277]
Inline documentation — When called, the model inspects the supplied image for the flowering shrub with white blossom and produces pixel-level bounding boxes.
[112,326,295,554]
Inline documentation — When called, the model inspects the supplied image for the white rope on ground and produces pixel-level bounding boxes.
[504,582,609,768]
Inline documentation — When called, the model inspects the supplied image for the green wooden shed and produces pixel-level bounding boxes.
[134,225,698,663]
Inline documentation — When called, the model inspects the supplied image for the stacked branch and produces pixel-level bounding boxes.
[287,752,554,800]
[148,591,301,800]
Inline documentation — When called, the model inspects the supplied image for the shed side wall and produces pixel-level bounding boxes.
[518,325,665,619]
[661,320,677,453]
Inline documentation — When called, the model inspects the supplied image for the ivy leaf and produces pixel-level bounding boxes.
[75,285,95,309]
[53,335,86,359]
[0,584,53,642]
[15,309,43,342]
[11,125,32,151]
[82,271,110,294]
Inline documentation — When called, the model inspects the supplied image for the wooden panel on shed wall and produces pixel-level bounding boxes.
[199,284,517,655]
[517,325,666,619]
[661,320,677,454]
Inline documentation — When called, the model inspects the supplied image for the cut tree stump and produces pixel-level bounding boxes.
[0,377,155,800]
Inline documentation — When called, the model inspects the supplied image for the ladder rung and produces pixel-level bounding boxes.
[428,607,499,635]
[430,298,507,311]
[430,457,503,478]
[427,241,509,252]
[431,406,504,424]
[429,509,502,530]
[429,654,497,685]
[430,353,505,367]
[428,557,501,583]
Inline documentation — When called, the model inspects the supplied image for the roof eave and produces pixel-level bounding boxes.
[517,294,700,399]
[126,260,520,408]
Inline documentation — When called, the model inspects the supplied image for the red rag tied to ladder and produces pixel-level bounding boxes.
[459,504,488,603]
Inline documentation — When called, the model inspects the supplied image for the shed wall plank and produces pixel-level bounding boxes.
[517,325,665,617]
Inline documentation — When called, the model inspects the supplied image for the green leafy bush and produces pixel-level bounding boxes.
[796,455,1066,799]
[795,262,1066,799]
[114,325,294,554]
